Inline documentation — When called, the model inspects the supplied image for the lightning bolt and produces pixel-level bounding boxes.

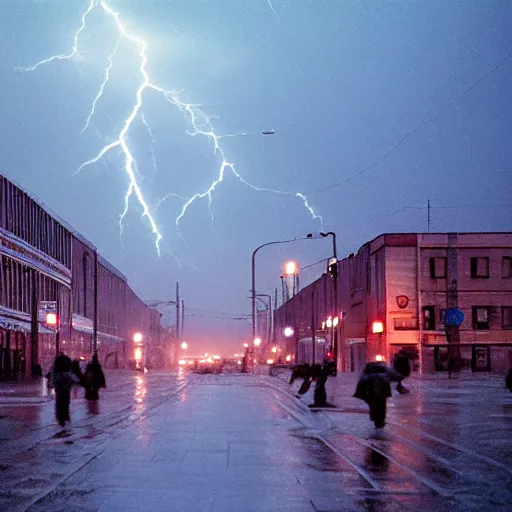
[17,0,322,256]
[267,1,281,23]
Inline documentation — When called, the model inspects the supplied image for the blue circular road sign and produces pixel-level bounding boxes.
[443,308,464,327]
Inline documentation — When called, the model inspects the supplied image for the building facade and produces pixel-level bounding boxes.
[274,232,512,373]
[0,174,174,379]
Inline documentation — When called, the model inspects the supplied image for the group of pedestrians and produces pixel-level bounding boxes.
[49,352,106,428]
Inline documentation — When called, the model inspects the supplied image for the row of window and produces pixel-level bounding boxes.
[0,177,72,267]
[0,255,60,314]
[420,305,512,331]
[429,256,512,279]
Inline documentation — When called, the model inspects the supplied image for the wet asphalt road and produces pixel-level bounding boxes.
[0,370,511,511]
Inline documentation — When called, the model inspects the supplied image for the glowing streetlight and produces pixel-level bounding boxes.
[134,332,143,343]
[284,260,299,276]
[271,346,277,353]
[243,343,249,348]
[181,341,188,350]
[283,327,294,338]
[253,337,262,347]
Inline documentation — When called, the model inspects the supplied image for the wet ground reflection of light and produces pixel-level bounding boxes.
[134,375,148,408]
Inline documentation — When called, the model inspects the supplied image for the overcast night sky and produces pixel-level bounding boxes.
[0,0,511,355]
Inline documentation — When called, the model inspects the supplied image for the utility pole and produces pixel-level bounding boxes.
[311,288,316,365]
[30,269,39,375]
[176,282,180,343]
[427,199,431,233]
[93,250,98,352]
[445,233,460,378]
[181,299,185,339]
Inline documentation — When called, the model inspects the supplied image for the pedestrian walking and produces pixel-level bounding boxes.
[71,359,84,399]
[354,363,392,428]
[84,353,106,414]
[393,349,411,394]
[51,353,76,427]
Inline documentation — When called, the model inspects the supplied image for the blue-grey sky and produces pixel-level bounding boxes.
[1,0,511,356]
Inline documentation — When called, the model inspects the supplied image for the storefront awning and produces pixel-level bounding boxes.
[0,315,55,335]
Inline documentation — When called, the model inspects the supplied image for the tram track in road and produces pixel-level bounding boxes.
[2,379,189,512]
[387,420,512,476]
[264,377,457,498]
[262,375,512,506]
[1,379,188,460]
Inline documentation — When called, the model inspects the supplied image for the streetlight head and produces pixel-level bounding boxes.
[320,232,327,237]
[181,342,188,350]
[284,260,299,276]
[133,332,143,343]
[253,337,262,347]
[284,327,294,338]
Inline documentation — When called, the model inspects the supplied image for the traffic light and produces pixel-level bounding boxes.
[328,260,338,280]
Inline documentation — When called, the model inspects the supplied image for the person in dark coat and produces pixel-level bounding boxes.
[393,350,411,394]
[84,353,106,413]
[51,353,74,427]
[354,363,393,428]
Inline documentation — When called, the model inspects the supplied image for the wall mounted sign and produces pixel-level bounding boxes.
[396,295,409,309]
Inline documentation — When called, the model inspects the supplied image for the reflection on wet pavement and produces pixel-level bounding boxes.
[0,371,511,511]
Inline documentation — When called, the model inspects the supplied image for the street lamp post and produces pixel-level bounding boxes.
[310,231,339,367]
[251,237,318,343]
[256,294,272,346]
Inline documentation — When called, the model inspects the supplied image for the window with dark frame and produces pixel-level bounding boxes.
[502,307,512,330]
[502,257,512,279]
[472,306,491,330]
[393,317,419,330]
[470,257,489,279]
[429,257,447,279]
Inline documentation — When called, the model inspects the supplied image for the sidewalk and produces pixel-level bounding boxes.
[0,370,147,402]
[28,374,360,512]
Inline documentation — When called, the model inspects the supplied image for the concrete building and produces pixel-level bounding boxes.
[274,232,512,373]
[0,174,175,378]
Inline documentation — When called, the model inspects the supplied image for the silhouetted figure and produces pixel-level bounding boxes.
[393,350,411,394]
[51,353,74,427]
[84,353,106,414]
[289,362,336,408]
[506,368,512,392]
[354,363,393,428]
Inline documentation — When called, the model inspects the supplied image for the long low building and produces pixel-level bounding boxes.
[274,232,512,374]
[0,174,174,379]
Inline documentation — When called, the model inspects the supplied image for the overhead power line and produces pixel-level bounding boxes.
[309,49,512,195]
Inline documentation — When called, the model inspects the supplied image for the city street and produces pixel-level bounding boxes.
[0,370,511,512]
